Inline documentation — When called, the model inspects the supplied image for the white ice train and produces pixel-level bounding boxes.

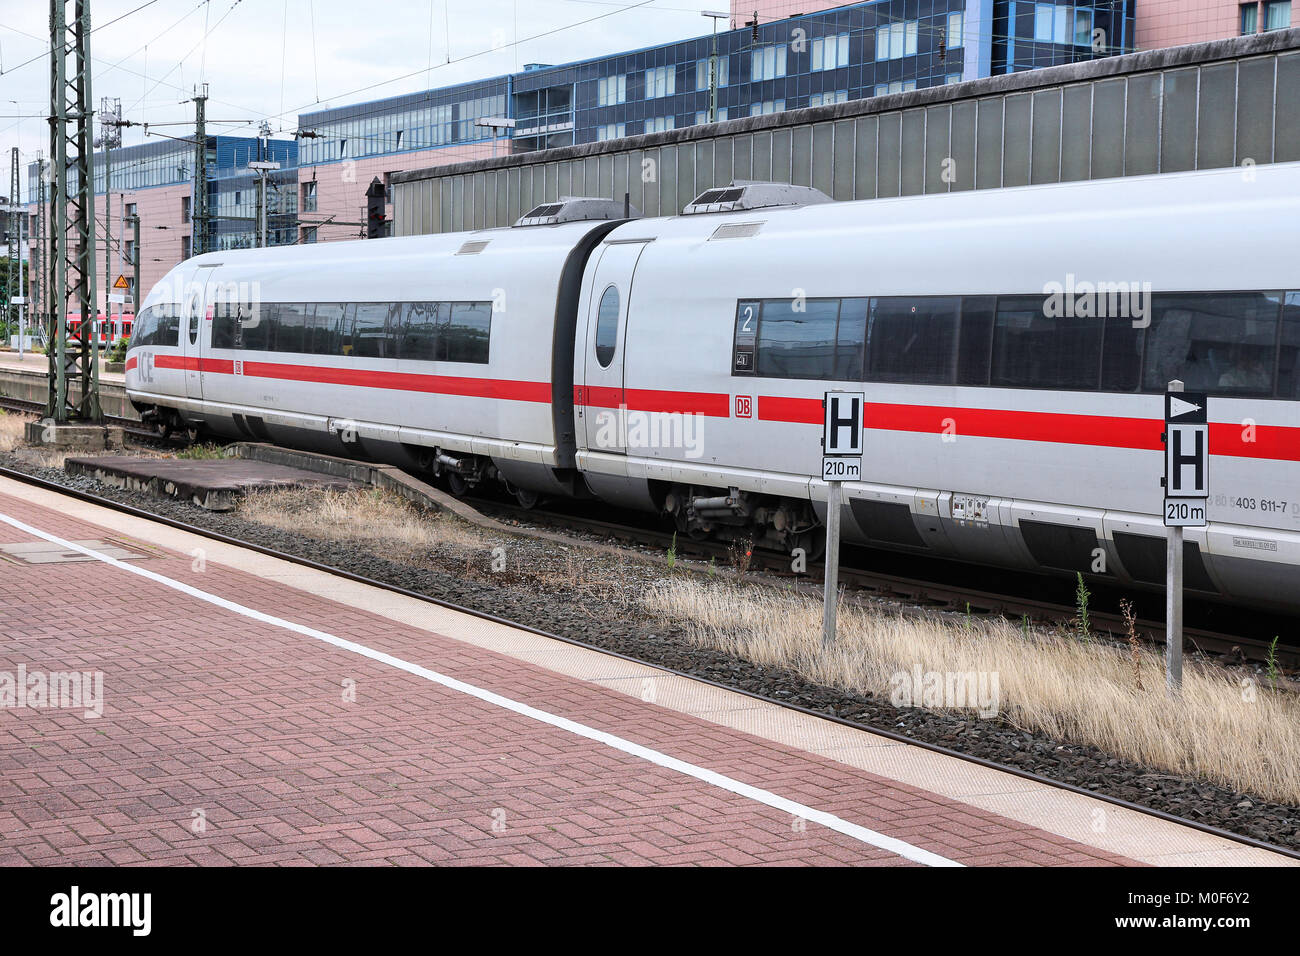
[126,163,1300,611]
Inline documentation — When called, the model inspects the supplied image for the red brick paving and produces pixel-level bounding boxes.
[0,489,1139,866]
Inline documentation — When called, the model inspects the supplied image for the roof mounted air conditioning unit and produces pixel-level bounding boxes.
[513,196,640,227]
[682,180,832,215]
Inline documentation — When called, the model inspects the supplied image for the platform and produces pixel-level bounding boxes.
[0,474,1292,867]
[63,456,360,510]
[0,352,125,385]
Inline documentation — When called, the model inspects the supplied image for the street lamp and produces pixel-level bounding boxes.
[475,117,517,158]
[701,11,729,124]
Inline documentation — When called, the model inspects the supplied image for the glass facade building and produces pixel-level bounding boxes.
[296,80,510,167]
[292,0,1134,161]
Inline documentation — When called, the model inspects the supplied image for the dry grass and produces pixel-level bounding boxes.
[0,410,69,467]
[644,577,1300,805]
[0,410,27,452]
[239,486,486,560]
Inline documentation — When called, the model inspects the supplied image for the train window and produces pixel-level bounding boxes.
[132,307,156,347]
[756,298,839,379]
[240,302,271,351]
[273,303,310,353]
[338,305,356,355]
[352,303,395,358]
[865,297,959,384]
[210,302,235,349]
[187,297,201,346]
[1100,315,1145,392]
[1141,292,1281,396]
[956,297,995,386]
[834,298,868,381]
[311,304,346,356]
[1275,293,1300,398]
[595,286,620,369]
[446,303,491,364]
[992,295,1102,391]
[400,302,442,361]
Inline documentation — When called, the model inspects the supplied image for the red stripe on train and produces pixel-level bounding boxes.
[124,356,138,372]
[575,385,731,417]
[142,355,1300,463]
[756,396,1300,462]
[155,354,550,403]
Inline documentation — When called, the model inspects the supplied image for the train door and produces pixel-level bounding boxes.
[580,241,649,455]
[181,274,209,401]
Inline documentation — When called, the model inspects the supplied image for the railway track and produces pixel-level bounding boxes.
[474,494,1300,671]
[0,394,182,446]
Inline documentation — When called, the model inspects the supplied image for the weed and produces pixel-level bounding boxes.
[1074,573,1091,640]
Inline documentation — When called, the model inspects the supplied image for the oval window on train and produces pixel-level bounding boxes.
[187,295,200,346]
[595,285,619,369]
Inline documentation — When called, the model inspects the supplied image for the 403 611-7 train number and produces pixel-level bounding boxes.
[1213,494,1293,513]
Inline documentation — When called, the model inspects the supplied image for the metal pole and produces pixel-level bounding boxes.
[1166,378,1184,693]
[18,165,26,359]
[192,84,208,257]
[116,191,123,339]
[708,23,720,124]
[7,147,17,355]
[34,157,44,351]
[103,137,111,350]
[822,480,842,646]
[48,0,69,418]
[131,213,140,310]
[258,171,267,248]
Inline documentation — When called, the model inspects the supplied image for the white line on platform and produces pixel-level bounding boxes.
[0,508,961,867]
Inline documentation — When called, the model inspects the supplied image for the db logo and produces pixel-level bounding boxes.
[734,395,753,418]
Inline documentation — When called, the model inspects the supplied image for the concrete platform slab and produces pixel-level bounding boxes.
[63,455,360,510]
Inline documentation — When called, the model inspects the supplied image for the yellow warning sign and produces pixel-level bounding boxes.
[113,274,130,290]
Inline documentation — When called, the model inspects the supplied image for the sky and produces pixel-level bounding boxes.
[0,0,739,195]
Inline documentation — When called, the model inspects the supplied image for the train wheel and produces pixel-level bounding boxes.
[156,420,174,440]
[186,424,202,444]
[446,472,469,497]
[514,488,540,509]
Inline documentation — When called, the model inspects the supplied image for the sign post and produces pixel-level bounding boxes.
[1162,380,1209,694]
[821,391,864,647]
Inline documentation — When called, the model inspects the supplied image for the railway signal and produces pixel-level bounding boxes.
[821,391,865,646]
[1161,381,1209,693]
[366,178,388,239]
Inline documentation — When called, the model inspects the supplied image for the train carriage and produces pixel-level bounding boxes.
[127,207,623,495]
[571,164,1300,607]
